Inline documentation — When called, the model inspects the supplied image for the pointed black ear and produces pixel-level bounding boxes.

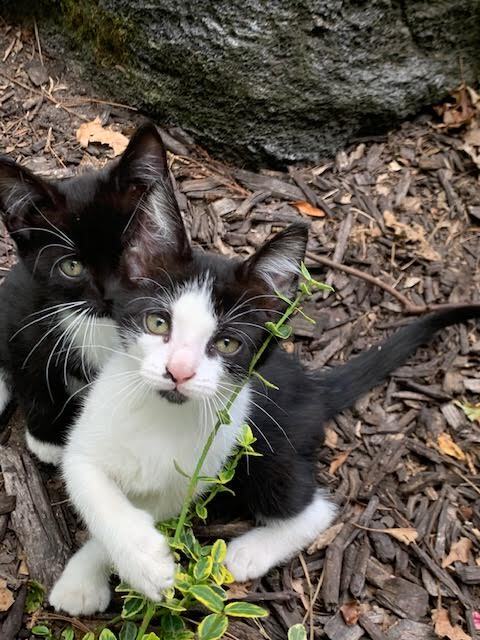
[241,223,309,293]
[116,122,191,280]
[115,122,168,188]
[0,157,62,239]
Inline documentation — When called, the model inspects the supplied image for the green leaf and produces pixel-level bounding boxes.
[455,400,480,423]
[61,628,75,640]
[217,408,232,425]
[81,634,95,640]
[189,585,225,613]
[211,539,227,564]
[31,626,51,637]
[160,614,185,633]
[224,602,269,618]
[197,613,229,640]
[252,370,279,390]
[194,555,213,581]
[119,621,138,640]
[173,459,191,478]
[288,624,307,640]
[115,582,132,593]
[238,424,256,447]
[195,502,208,520]
[25,580,45,614]
[265,321,292,339]
[142,634,160,640]
[99,630,118,640]
[121,595,146,619]
[300,262,312,281]
[218,467,235,484]
[156,597,186,612]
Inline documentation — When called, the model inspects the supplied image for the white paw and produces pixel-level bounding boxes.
[49,569,110,616]
[26,431,64,466]
[226,532,275,582]
[113,526,175,601]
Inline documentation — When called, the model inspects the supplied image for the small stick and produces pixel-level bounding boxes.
[307,252,480,315]
[33,19,44,67]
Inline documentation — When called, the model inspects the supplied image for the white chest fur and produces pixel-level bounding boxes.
[66,354,250,522]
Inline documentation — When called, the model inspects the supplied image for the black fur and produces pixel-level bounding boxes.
[113,162,480,522]
[0,123,169,445]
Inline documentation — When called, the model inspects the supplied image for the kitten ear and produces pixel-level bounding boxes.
[0,157,63,243]
[117,123,191,280]
[115,122,168,188]
[241,223,309,293]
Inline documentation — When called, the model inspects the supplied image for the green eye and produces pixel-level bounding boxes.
[215,336,241,355]
[59,259,84,278]
[146,313,170,335]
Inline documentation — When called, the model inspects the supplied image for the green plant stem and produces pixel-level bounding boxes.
[136,601,155,639]
[172,291,304,545]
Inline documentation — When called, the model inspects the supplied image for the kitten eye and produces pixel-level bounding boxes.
[215,336,241,355]
[59,259,84,278]
[145,313,170,336]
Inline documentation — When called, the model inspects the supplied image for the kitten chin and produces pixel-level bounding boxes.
[158,389,188,404]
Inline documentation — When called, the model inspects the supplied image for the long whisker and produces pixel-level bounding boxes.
[11,301,85,340]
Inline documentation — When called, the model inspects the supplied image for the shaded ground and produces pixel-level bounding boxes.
[1,19,480,640]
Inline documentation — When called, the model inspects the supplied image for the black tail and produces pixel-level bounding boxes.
[320,304,480,420]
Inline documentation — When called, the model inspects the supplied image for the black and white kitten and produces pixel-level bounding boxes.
[0,123,170,464]
[49,144,480,615]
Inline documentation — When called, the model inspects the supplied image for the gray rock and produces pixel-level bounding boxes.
[12,0,480,164]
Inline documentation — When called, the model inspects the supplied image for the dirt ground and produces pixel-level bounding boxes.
[1,19,480,640]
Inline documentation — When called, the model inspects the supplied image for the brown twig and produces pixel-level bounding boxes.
[306,252,479,315]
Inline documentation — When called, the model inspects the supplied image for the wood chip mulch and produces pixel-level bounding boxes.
[1,19,479,640]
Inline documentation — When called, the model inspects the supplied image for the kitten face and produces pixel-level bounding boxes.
[0,123,171,319]
[116,197,309,404]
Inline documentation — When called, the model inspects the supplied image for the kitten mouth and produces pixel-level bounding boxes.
[158,389,188,404]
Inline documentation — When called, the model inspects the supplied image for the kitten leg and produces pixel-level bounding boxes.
[225,491,336,582]
[64,455,175,600]
[25,431,64,466]
[49,538,111,615]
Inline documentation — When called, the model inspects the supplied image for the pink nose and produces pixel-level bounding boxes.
[166,350,196,385]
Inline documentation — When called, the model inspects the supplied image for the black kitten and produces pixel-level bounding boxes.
[49,135,480,616]
[0,122,170,464]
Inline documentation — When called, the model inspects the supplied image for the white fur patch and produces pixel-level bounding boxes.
[0,371,10,415]
[49,538,111,615]
[26,431,64,466]
[254,252,299,290]
[136,279,221,398]
[225,491,337,581]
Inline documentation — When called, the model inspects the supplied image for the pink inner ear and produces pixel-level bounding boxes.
[167,348,197,384]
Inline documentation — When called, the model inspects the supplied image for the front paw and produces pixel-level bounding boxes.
[113,527,175,601]
[226,533,274,582]
[49,568,110,616]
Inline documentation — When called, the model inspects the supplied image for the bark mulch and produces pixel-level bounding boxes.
[1,19,480,640]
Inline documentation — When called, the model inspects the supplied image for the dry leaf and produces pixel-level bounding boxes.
[324,427,338,449]
[225,581,251,600]
[383,210,441,261]
[437,432,466,461]
[464,127,480,147]
[0,584,14,612]
[292,200,326,218]
[329,449,351,475]
[433,607,472,640]
[442,537,473,568]
[291,578,310,611]
[433,84,476,130]
[307,522,344,554]
[382,527,418,545]
[340,601,361,626]
[76,117,129,157]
